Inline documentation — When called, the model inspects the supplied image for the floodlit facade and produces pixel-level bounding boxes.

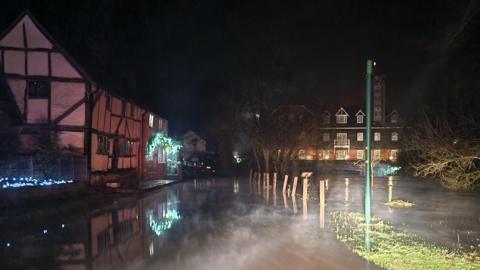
[298,75,402,163]
[0,11,178,187]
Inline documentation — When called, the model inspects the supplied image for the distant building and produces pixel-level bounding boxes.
[182,130,206,160]
[298,75,402,163]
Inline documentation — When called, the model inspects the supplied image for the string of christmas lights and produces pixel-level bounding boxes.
[0,177,74,189]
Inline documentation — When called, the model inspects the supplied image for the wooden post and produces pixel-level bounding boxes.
[273,172,277,191]
[325,179,329,190]
[282,175,289,193]
[265,172,270,189]
[291,176,298,197]
[303,177,309,200]
[282,190,288,209]
[319,205,325,229]
[292,195,297,214]
[319,180,325,206]
[257,173,261,195]
[303,177,309,220]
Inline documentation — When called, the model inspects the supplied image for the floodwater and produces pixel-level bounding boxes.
[0,176,479,270]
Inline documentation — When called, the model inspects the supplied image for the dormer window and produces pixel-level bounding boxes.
[335,107,349,124]
[391,110,399,124]
[355,110,365,124]
[356,115,364,124]
[322,111,331,124]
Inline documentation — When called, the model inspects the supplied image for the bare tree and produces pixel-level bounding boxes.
[402,114,480,191]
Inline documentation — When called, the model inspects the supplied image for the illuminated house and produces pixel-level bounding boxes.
[298,75,402,163]
[0,11,179,187]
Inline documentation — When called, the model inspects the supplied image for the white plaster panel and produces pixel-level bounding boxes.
[27,51,48,76]
[24,16,53,48]
[7,79,26,114]
[0,21,24,47]
[51,52,81,78]
[4,50,25,75]
[51,82,85,120]
[59,104,85,126]
[27,99,48,123]
[58,131,84,150]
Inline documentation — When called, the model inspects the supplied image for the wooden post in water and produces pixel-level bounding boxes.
[303,177,309,200]
[273,172,277,191]
[319,180,325,206]
[266,172,270,189]
[257,172,261,195]
[291,176,299,197]
[249,169,253,182]
[282,175,289,193]
[303,177,309,219]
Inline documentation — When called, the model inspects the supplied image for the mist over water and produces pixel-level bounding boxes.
[1,176,479,270]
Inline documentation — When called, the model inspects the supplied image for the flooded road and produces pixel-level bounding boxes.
[0,176,479,270]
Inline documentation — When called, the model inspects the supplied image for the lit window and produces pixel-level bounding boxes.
[298,149,306,160]
[158,119,163,129]
[336,115,347,124]
[357,132,364,142]
[374,132,381,141]
[391,132,399,141]
[323,150,330,160]
[149,114,154,128]
[390,149,398,161]
[28,81,50,99]
[356,150,364,160]
[96,135,109,155]
[118,139,133,156]
[373,149,381,160]
[323,133,330,142]
[356,115,364,124]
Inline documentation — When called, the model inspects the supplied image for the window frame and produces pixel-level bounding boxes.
[374,132,381,141]
[391,132,399,141]
[357,132,364,142]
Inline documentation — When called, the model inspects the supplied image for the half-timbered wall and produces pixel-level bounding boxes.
[0,13,87,152]
[91,91,144,173]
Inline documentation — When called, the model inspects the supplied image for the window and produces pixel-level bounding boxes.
[323,150,330,160]
[356,115,364,124]
[335,149,347,160]
[106,95,112,111]
[148,114,154,128]
[118,139,133,156]
[356,149,364,160]
[373,149,381,160]
[158,149,165,163]
[357,132,364,142]
[391,132,399,141]
[158,119,163,129]
[336,115,347,124]
[97,135,109,155]
[298,149,306,160]
[390,149,398,161]
[28,81,50,98]
[323,133,330,142]
[374,132,381,141]
[391,112,398,124]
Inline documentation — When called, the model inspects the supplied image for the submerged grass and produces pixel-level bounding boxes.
[384,199,414,208]
[330,212,480,270]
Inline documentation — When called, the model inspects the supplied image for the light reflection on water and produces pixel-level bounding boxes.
[0,176,478,270]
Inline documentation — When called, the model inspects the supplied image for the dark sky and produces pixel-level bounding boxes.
[1,0,479,142]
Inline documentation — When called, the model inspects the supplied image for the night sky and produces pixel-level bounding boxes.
[1,0,480,144]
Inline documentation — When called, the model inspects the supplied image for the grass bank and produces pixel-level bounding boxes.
[330,211,480,270]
